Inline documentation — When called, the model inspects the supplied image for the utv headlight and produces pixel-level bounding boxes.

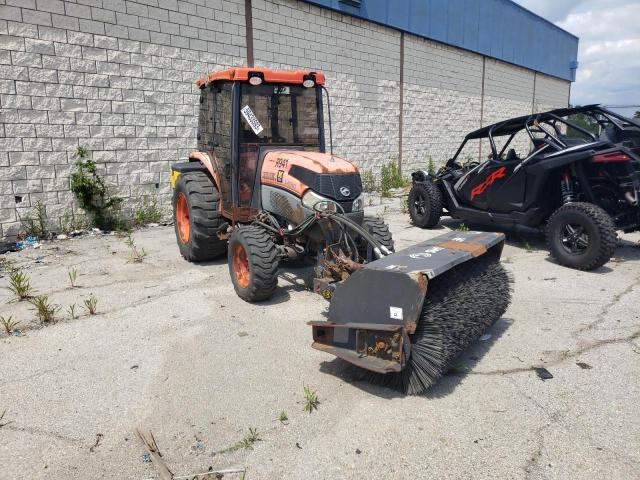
[302,189,337,213]
[352,194,364,211]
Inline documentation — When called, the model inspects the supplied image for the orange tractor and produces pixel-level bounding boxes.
[171,68,511,394]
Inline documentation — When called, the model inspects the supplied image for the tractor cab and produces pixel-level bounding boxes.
[194,68,327,219]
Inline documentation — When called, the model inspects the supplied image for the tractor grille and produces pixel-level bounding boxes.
[289,166,362,201]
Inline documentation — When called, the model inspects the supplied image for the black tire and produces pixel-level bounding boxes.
[546,202,617,271]
[408,182,442,228]
[358,216,395,262]
[173,171,227,261]
[228,225,279,302]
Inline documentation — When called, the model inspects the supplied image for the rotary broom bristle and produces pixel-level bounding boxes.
[367,253,512,395]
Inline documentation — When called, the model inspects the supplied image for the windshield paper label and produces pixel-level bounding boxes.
[241,105,264,135]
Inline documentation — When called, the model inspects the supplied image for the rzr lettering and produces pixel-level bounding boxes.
[470,167,507,200]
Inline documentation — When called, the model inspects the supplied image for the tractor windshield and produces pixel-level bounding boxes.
[239,84,322,147]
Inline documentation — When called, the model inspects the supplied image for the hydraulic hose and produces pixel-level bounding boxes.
[327,214,391,259]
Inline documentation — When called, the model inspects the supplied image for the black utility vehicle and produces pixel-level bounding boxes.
[409,105,640,270]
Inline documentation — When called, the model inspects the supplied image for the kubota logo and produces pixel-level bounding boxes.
[470,167,507,200]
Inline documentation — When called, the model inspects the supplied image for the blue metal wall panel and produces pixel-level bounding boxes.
[303,0,578,81]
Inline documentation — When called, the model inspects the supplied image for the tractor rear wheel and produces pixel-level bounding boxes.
[358,216,395,262]
[408,182,442,228]
[173,171,227,261]
[228,225,279,302]
[546,202,617,271]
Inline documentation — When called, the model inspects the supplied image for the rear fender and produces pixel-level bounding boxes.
[188,151,222,190]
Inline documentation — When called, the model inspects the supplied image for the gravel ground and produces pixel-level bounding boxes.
[1,197,639,480]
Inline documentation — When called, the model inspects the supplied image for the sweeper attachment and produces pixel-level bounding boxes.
[309,230,511,394]
[171,67,512,395]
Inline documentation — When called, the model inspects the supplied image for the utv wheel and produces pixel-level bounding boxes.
[408,182,442,228]
[228,225,279,302]
[358,216,395,262]
[173,171,227,261]
[546,202,617,271]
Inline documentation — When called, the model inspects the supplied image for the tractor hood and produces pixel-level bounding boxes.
[260,150,362,200]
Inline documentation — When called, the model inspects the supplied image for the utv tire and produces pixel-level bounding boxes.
[228,225,279,302]
[546,202,617,271]
[358,216,395,261]
[408,182,442,228]
[173,171,227,261]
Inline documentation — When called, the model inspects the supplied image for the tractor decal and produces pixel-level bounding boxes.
[470,166,507,200]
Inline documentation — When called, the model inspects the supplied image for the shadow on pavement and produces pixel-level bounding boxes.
[317,317,513,399]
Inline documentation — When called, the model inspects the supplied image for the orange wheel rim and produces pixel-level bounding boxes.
[233,243,250,288]
[176,192,190,243]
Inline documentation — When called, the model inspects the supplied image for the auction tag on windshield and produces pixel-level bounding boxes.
[240,105,263,135]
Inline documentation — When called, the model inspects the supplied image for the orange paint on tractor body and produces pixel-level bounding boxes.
[260,151,357,197]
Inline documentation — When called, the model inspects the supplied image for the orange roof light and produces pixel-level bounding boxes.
[195,67,326,88]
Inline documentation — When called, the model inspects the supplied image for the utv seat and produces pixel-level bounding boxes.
[505,148,519,162]
[558,135,589,147]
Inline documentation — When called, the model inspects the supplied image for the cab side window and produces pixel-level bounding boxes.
[213,82,233,167]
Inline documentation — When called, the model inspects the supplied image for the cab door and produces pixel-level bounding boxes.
[210,82,234,211]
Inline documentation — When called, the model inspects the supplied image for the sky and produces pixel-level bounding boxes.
[513,0,640,117]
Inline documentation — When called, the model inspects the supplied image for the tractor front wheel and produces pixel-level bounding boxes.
[358,216,395,262]
[173,171,227,261]
[228,225,279,302]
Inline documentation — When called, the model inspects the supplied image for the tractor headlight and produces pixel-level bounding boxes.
[352,194,364,211]
[302,189,337,213]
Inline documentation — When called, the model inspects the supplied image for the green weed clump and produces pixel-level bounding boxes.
[29,295,60,324]
[134,195,163,226]
[20,200,49,238]
[361,169,377,193]
[303,385,319,413]
[125,234,147,263]
[7,268,35,301]
[380,160,409,197]
[1,315,20,335]
[70,146,123,230]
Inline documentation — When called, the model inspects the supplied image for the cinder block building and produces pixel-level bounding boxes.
[0,0,578,237]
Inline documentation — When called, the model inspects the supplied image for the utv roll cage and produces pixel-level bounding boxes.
[450,105,640,164]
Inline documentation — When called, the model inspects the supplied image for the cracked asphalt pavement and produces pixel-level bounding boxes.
[1,198,639,479]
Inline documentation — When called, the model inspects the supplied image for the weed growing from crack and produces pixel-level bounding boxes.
[83,294,98,315]
[29,295,60,324]
[278,411,288,424]
[303,385,319,413]
[67,303,78,320]
[125,233,147,263]
[20,200,49,238]
[7,269,35,301]
[1,315,20,335]
[133,194,163,226]
[68,268,78,288]
[218,428,261,454]
[455,223,469,232]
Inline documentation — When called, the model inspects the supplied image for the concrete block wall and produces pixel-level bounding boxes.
[0,0,571,238]
[0,0,247,238]
[251,0,401,171]
[402,35,484,172]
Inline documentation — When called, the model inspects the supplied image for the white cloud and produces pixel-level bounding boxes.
[513,0,640,117]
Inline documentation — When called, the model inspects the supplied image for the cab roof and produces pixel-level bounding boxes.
[195,67,325,89]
